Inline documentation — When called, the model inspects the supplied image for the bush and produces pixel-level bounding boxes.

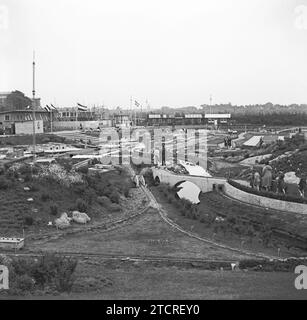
[108,203,121,212]
[76,199,88,212]
[41,192,50,202]
[14,274,35,292]
[109,191,120,204]
[0,177,11,189]
[31,254,78,292]
[167,194,173,203]
[50,204,58,216]
[77,166,88,174]
[83,188,96,205]
[23,173,32,182]
[97,196,112,207]
[24,216,34,226]
[28,183,39,192]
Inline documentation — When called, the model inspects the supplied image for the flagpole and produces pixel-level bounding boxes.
[32,51,36,164]
[50,109,53,133]
[130,96,132,126]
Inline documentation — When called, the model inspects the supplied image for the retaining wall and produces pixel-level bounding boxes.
[224,182,307,215]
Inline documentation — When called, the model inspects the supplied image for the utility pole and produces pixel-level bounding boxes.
[50,108,53,133]
[32,51,36,163]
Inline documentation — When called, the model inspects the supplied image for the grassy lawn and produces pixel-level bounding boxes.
[10,262,307,300]
[30,209,251,261]
[72,264,306,300]
[150,186,307,258]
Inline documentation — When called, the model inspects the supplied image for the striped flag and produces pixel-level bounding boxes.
[77,103,88,111]
[50,104,57,111]
[135,100,140,107]
[44,105,51,112]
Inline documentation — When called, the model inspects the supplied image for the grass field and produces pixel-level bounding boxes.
[7,261,307,300]
[29,209,251,261]
[150,186,307,258]
[70,263,307,300]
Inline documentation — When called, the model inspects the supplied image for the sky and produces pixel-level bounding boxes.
[1,0,307,109]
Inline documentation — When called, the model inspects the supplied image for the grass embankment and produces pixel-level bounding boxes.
[29,208,250,261]
[7,258,306,299]
[0,161,134,237]
[150,184,307,257]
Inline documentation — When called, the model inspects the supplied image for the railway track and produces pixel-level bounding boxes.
[1,250,238,264]
[143,186,275,260]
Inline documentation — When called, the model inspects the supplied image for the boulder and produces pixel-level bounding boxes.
[54,212,71,229]
[72,211,91,224]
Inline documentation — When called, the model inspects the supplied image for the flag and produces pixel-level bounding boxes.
[77,103,88,111]
[135,100,140,107]
[50,104,57,111]
[44,105,51,112]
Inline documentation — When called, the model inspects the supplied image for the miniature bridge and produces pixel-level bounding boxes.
[152,167,226,193]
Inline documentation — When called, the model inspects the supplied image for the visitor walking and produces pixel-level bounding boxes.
[299,175,307,198]
[276,171,286,194]
[253,170,261,191]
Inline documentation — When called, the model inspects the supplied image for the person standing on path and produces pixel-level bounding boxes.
[262,161,273,191]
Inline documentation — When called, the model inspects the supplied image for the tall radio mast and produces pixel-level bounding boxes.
[32,51,36,163]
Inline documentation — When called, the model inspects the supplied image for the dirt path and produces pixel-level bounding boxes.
[142,184,278,260]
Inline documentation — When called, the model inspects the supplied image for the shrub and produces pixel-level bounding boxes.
[109,191,120,204]
[72,183,87,195]
[14,274,35,292]
[24,174,33,182]
[24,216,34,226]
[31,254,78,292]
[76,199,88,212]
[50,204,58,216]
[167,194,173,203]
[40,192,50,202]
[28,183,39,192]
[77,166,89,174]
[97,196,112,207]
[108,203,121,212]
[0,176,11,189]
[143,169,154,186]
[83,188,96,205]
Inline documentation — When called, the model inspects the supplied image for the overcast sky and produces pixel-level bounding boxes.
[1,0,307,109]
